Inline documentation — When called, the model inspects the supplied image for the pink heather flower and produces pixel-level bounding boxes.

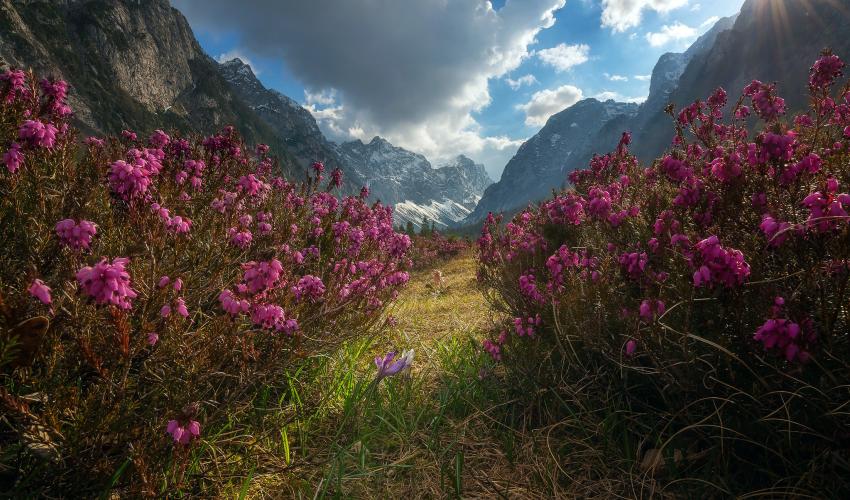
[311,161,324,175]
[3,142,23,173]
[160,304,171,318]
[147,332,159,346]
[85,136,105,148]
[166,215,192,234]
[638,299,665,322]
[228,227,253,249]
[166,419,201,445]
[242,259,283,294]
[19,120,58,148]
[691,236,750,288]
[76,257,137,309]
[108,159,154,201]
[292,275,325,301]
[158,276,171,288]
[802,190,850,232]
[760,215,793,247]
[121,130,137,141]
[219,289,250,316]
[754,315,816,363]
[173,278,183,292]
[519,273,546,304]
[620,338,641,359]
[55,219,97,251]
[256,143,270,155]
[374,349,414,379]
[28,279,52,305]
[175,297,189,318]
[809,52,844,89]
[250,303,298,333]
[148,129,170,148]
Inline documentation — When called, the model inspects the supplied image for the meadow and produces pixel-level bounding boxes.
[2,52,850,498]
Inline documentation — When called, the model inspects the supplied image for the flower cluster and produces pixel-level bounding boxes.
[55,219,97,251]
[75,257,137,309]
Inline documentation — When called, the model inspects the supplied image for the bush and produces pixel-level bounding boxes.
[407,232,471,269]
[478,51,850,496]
[0,70,411,495]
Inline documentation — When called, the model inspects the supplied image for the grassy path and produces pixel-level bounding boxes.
[282,253,549,498]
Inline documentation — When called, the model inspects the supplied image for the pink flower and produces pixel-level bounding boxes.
[219,289,250,316]
[76,257,137,309]
[625,339,637,357]
[148,129,170,148]
[19,120,57,148]
[291,275,325,301]
[158,276,171,288]
[175,297,189,318]
[242,259,283,294]
[3,142,23,173]
[108,159,154,201]
[173,278,183,292]
[166,419,201,445]
[147,332,159,346]
[160,304,171,318]
[28,279,52,305]
[55,219,97,251]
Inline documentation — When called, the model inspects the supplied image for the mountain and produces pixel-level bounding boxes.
[632,0,850,161]
[336,137,492,229]
[466,15,736,225]
[0,0,307,177]
[466,99,638,223]
[217,58,363,190]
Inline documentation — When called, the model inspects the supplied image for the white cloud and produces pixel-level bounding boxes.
[634,74,651,81]
[645,22,697,47]
[606,73,628,82]
[215,50,261,75]
[505,74,539,90]
[699,15,720,28]
[600,0,689,32]
[594,91,647,103]
[517,85,584,127]
[304,88,338,106]
[536,43,590,72]
[175,0,566,178]
[690,3,701,11]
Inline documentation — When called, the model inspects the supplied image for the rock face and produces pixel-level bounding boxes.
[337,137,491,229]
[218,58,363,190]
[466,99,638,223]
[0,0,306,174]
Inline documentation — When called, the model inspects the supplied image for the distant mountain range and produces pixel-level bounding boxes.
[0,0,489,229]
[466,0,850,225]
[335,137,491,229]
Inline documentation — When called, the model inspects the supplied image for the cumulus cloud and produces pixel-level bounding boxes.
[536,43,590,72]
[505,74,539,90]
[600,0,689,32]
[594,91,647,103]
[215,49,261,75]
[173,0,567,177]
[634,74,652,81]
[645,22,697,47]
[517,85,584,127]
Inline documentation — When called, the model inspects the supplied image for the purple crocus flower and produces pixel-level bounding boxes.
[374,349,414,379]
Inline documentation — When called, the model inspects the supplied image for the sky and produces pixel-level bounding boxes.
[173,0,744,180]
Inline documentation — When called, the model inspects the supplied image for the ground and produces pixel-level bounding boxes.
[238,252,554,498]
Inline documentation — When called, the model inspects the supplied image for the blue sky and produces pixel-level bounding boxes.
[177,0,744,179]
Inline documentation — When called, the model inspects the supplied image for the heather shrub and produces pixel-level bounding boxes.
[407,232,471,269]
[478,51,850,496]
[0,70,411,495]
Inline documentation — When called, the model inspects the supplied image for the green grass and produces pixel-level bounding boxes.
[204,252,554,498]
